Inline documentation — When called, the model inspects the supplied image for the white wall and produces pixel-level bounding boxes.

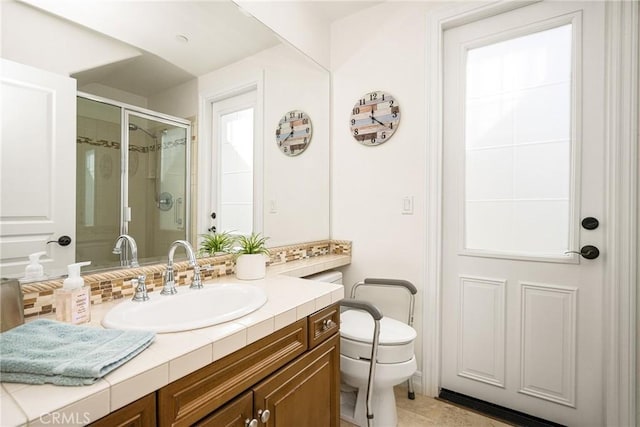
[198,43,330,247]
[331,1,440,387]
[234,0,330,69]
[148,79,198,120]
[0,1,141,76]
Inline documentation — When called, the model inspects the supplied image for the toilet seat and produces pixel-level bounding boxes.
[340,354,418,388]
[340,309,416,364]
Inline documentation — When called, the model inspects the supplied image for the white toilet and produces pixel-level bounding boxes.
[306,272,418,427]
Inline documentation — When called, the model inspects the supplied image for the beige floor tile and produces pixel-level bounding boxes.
[340,387,512,427]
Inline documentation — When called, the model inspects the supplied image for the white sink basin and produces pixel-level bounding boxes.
[102,283,267,333]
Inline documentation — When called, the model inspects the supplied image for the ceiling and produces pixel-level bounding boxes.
[301,1,384,22]
[14,0,382,97]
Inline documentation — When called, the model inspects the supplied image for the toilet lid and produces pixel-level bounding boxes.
[341,309,416,345]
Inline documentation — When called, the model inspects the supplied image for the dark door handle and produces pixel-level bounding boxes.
[565,245,599,260]
[46,235,72,247]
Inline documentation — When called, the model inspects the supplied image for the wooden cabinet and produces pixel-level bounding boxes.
[253,334,340,427]
[158,318,308,426]
[89,393,156,427]
[194,335,339,427]
[93,303,340,427]
[195,391,253,427]
[160,303,340,427]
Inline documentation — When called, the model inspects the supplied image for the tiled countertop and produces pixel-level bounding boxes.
[1,259,347,426]
[267,253,350,278]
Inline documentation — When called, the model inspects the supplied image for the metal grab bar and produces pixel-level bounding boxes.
[364,278,418,295]
[340,298,381,427]
[350,278,418,400]
[351,278,417,326]
[340,298,383,320]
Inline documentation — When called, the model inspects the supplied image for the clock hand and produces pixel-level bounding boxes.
[282,129,294,142]
[369,115,387,127]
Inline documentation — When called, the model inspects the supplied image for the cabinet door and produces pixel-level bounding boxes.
[253,334,339,427]
[158,319,307,427]
[89,393,156,427]
[196,391,253,427]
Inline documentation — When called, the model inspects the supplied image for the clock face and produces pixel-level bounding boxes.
[350,91,400,146]
[276,110,312,156]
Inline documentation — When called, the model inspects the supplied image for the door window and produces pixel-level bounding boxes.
[464,25,574,257]
[212,90,257,236]
[219,107,254,235]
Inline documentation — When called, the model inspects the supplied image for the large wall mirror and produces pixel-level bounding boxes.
[0,0,330,276]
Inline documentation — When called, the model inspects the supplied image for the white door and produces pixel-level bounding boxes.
[0,59,76,276]
[441,2,605,425]
[209,90,259,236]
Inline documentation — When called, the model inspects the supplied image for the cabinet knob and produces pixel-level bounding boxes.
[258,409,270,423]
[322,319,335,331]
[245,419,258,427]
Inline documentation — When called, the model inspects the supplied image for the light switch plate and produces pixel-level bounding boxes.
[402,196,414,215]
[269,200,278,214]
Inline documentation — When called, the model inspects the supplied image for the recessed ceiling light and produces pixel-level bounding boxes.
[175,34,189,43]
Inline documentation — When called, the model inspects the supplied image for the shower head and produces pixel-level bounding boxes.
[128,123,156,139]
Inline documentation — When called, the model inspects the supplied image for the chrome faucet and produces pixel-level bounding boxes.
[161,240,202,295]
[113,234,139,267]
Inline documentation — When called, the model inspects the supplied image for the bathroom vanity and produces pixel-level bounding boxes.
[92,304,340,427]
[0,256,347,427]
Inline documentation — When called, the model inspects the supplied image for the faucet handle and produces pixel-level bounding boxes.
[132,275,149,302]
[190,264,203,289]
[161,267,178,295]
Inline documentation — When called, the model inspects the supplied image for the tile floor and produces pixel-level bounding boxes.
[340,387,512,427]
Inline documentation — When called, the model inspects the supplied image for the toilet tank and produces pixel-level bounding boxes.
[305,270,343,284]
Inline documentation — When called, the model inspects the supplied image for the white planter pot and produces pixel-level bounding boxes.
[235,254,266,280]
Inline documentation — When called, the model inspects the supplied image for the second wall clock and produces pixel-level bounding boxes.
[350,90,400,146]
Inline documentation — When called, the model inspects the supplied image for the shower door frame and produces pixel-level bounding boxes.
[77,92,192,256]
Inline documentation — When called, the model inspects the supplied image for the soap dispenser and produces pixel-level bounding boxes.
[55,261,92,324]
[23,251,46,281]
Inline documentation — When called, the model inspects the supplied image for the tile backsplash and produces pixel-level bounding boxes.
[21,240,351,318]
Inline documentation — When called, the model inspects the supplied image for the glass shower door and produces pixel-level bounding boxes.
[125,112,189,262]
[76,97,122,268]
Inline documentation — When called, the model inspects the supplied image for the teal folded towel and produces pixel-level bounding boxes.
[0,319,155,386]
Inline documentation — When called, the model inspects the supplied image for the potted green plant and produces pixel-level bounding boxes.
[234,232,270,280]
[199,231,236,256]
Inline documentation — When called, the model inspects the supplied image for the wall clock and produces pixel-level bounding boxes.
[350,90,400,146]
[276,110,312,156]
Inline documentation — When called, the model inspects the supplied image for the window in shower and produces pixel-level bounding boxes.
[83,149,95,227]
[76,95,190,269]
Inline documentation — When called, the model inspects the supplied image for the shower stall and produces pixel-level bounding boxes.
[76,94,191,269]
